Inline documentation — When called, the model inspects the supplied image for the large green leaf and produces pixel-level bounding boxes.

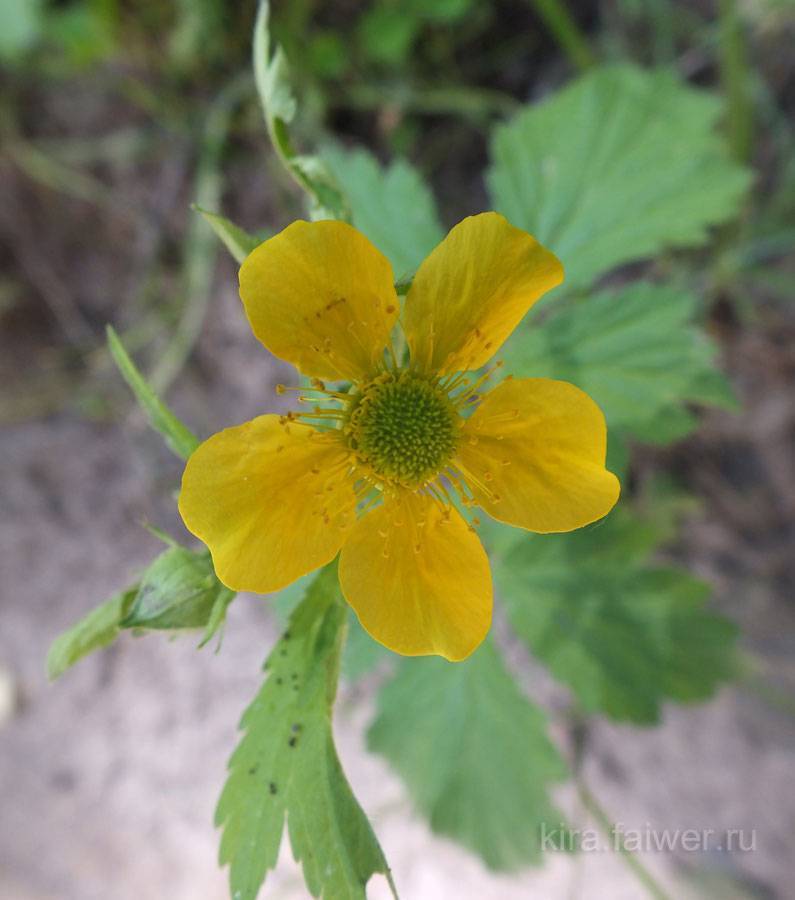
[368,639,570,870]
[322,144,444,278]
[47,586,138,680]
[493,509,739,724]
[502,281,736,444]
[216,564,394,900]
[488,65,750,291]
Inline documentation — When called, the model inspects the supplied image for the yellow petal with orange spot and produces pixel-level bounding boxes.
[178,415,355,592]
[457,378,620,533]
[403,212,563,375]
[338,491,492,661]
[239,220,399,382]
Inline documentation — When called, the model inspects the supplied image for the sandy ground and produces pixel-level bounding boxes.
[2,275,794,900]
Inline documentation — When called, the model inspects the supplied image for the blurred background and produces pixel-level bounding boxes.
[1,0,794,898]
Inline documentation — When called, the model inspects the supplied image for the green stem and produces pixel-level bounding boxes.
[525,0,595,71]
[718,0,752,162]
[576,780,674,900]
[341,83,520,122]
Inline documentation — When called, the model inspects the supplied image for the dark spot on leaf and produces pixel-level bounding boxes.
[291,723,302,733]
[288,736,297,748]
[290,672,298,680]
[248,764,258,775]
[283,630,291,641]
[275,677,283,685]
[269,782,278,795]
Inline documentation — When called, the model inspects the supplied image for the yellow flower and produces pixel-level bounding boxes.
[178,212,620,661]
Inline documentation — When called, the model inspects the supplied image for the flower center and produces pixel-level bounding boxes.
[345,372,460,489]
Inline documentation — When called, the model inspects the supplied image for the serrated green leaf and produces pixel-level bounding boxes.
[494,509,739,724]
[273,577,387,681]
[216,564,394,900]
[194,205,262,264]
[121,547,234,633]
[502,281,736,443]
[321,145,444,278]
[47,586,137,680]
[488,65,750,291]
[368,639,570,869]
[199,587,237,648]
[106,325,199,460]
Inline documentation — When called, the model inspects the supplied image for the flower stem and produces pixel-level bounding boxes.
[718,0,753,162]
[575,779,674,900]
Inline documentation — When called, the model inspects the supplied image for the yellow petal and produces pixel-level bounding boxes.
[403,212,563,375]
[457,378,620,533]
[239,220,399,382]
[178,415,355,593]
[339,492,492,661]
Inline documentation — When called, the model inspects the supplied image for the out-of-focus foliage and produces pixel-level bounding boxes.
[356,0,473,66]
[369,638,572,869]
[493,508,739,723]
[322,145,444,277]
[502,282,736,446]
[488,65,751,292]
[0,0,118,67]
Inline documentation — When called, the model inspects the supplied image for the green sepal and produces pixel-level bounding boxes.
[193,205,263,264]
[106,325,199,461]
[121,546,235,639]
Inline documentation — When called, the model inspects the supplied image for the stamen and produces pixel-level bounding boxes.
[450,360,504,409]
[451,460,500,504]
